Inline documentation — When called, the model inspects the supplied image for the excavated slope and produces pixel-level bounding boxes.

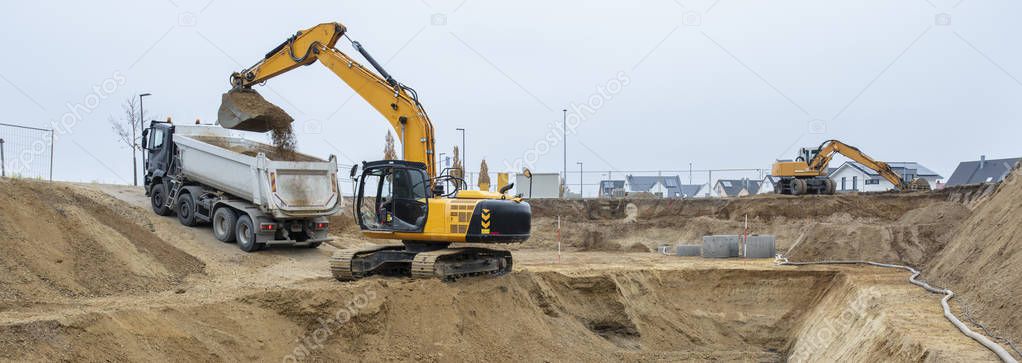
[0,179,204,304]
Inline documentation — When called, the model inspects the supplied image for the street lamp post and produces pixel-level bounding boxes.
[577,161,583,198]
[456,128,466,188]
[137,93,151,186]
[562,109,567,197]
[0,138,5,177]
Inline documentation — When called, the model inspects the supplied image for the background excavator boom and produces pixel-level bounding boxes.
[807,140,910,190]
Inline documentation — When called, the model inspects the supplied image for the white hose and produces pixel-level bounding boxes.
[776,257,1018,363]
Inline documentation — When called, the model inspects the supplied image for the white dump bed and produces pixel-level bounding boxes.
[172,125,341,219]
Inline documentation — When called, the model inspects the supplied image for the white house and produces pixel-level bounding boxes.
[829,162,942,193]
[758,175,779,194]
[714,179,762,197]
[516,172,562,198]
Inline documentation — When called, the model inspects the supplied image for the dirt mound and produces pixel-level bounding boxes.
[191,136,317,162]
[526,188,982,254]
[927,167,1022,348]
[0,179,203,302]
[783,201,971,266]
[575,229,621,251]
[0,268,993,361]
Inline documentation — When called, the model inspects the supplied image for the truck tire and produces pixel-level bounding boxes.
[790,179,807,196]
[236,215,262,252]
[823,179,837,195]
[177,192,199,227]
[151,184,172,216]
[212,207,237,243]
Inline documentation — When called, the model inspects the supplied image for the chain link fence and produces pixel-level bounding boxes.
[336,161,769,199]
[0,122,54,180]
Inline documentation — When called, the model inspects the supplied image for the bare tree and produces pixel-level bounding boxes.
[383,131,398,160]
[109,96,142,186]
[478,159,491,190]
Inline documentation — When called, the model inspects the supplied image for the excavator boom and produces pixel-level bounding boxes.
[808,140,909,190]
[218,22,436,179]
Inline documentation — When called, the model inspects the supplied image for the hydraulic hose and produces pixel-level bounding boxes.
[776,257,1018,363]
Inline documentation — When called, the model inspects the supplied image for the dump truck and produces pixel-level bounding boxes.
[141,122,342,252]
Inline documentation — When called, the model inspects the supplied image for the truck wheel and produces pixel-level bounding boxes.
[212,207,237,243]
[177,193,199,227]
[823,179,836,195]
[151,184,172,216]
[236,215,262,252]
[790,179,807,196]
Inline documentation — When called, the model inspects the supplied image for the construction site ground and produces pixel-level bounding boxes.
[1,172,1020,362]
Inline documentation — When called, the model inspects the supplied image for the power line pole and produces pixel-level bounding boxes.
[0,138,5,178]
[577,161,583,198]
[138,93,152,186]
[562,109,567,198]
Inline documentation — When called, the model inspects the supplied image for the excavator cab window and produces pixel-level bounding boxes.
[356,163,428,232]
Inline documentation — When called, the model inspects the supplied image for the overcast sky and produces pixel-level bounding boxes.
[1,1,1019,193]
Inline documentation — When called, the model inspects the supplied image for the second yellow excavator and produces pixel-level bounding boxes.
[217,21,531,281]
[771,140,932,195]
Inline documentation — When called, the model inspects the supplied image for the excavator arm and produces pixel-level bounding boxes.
[225,22,437,179]
[808,140,909,190]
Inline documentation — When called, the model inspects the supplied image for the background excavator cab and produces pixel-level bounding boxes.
[355,160,429,233]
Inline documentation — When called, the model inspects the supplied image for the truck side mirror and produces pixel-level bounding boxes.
[141,129,149,149]
[349,164,359,179]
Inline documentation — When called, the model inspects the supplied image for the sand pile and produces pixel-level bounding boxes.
[525,186,983,254]
[0,179,204,303]
[191,136,316,162]
[927,166,1022,348]
[0,268,993,361]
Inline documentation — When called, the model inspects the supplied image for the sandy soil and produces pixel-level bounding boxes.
[0,179,1013,362]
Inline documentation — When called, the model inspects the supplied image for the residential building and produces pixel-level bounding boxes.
[946,156,1021,186]
[625,175,685,198]
[714,179,762,197]
[829,161,942,193]
[515,172,562,198]
[678,184,704,198]
[758,175,779,194]
[598,180,626,198]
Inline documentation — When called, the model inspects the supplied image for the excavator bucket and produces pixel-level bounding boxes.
[217,88,294,133]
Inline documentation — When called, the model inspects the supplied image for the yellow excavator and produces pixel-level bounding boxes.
[217,22,531,281]
[771,140,931,195]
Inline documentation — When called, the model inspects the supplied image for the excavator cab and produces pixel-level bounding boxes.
[354,160,429,233]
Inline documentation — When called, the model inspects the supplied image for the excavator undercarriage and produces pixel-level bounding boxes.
[330,243,513,282]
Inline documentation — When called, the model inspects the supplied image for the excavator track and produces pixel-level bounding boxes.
[330,244,404,281]
[411,248,513,281]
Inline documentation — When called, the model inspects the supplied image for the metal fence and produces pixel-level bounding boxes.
[535,169,769,198]
[335,162,768,199]
[0,122,54,180]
